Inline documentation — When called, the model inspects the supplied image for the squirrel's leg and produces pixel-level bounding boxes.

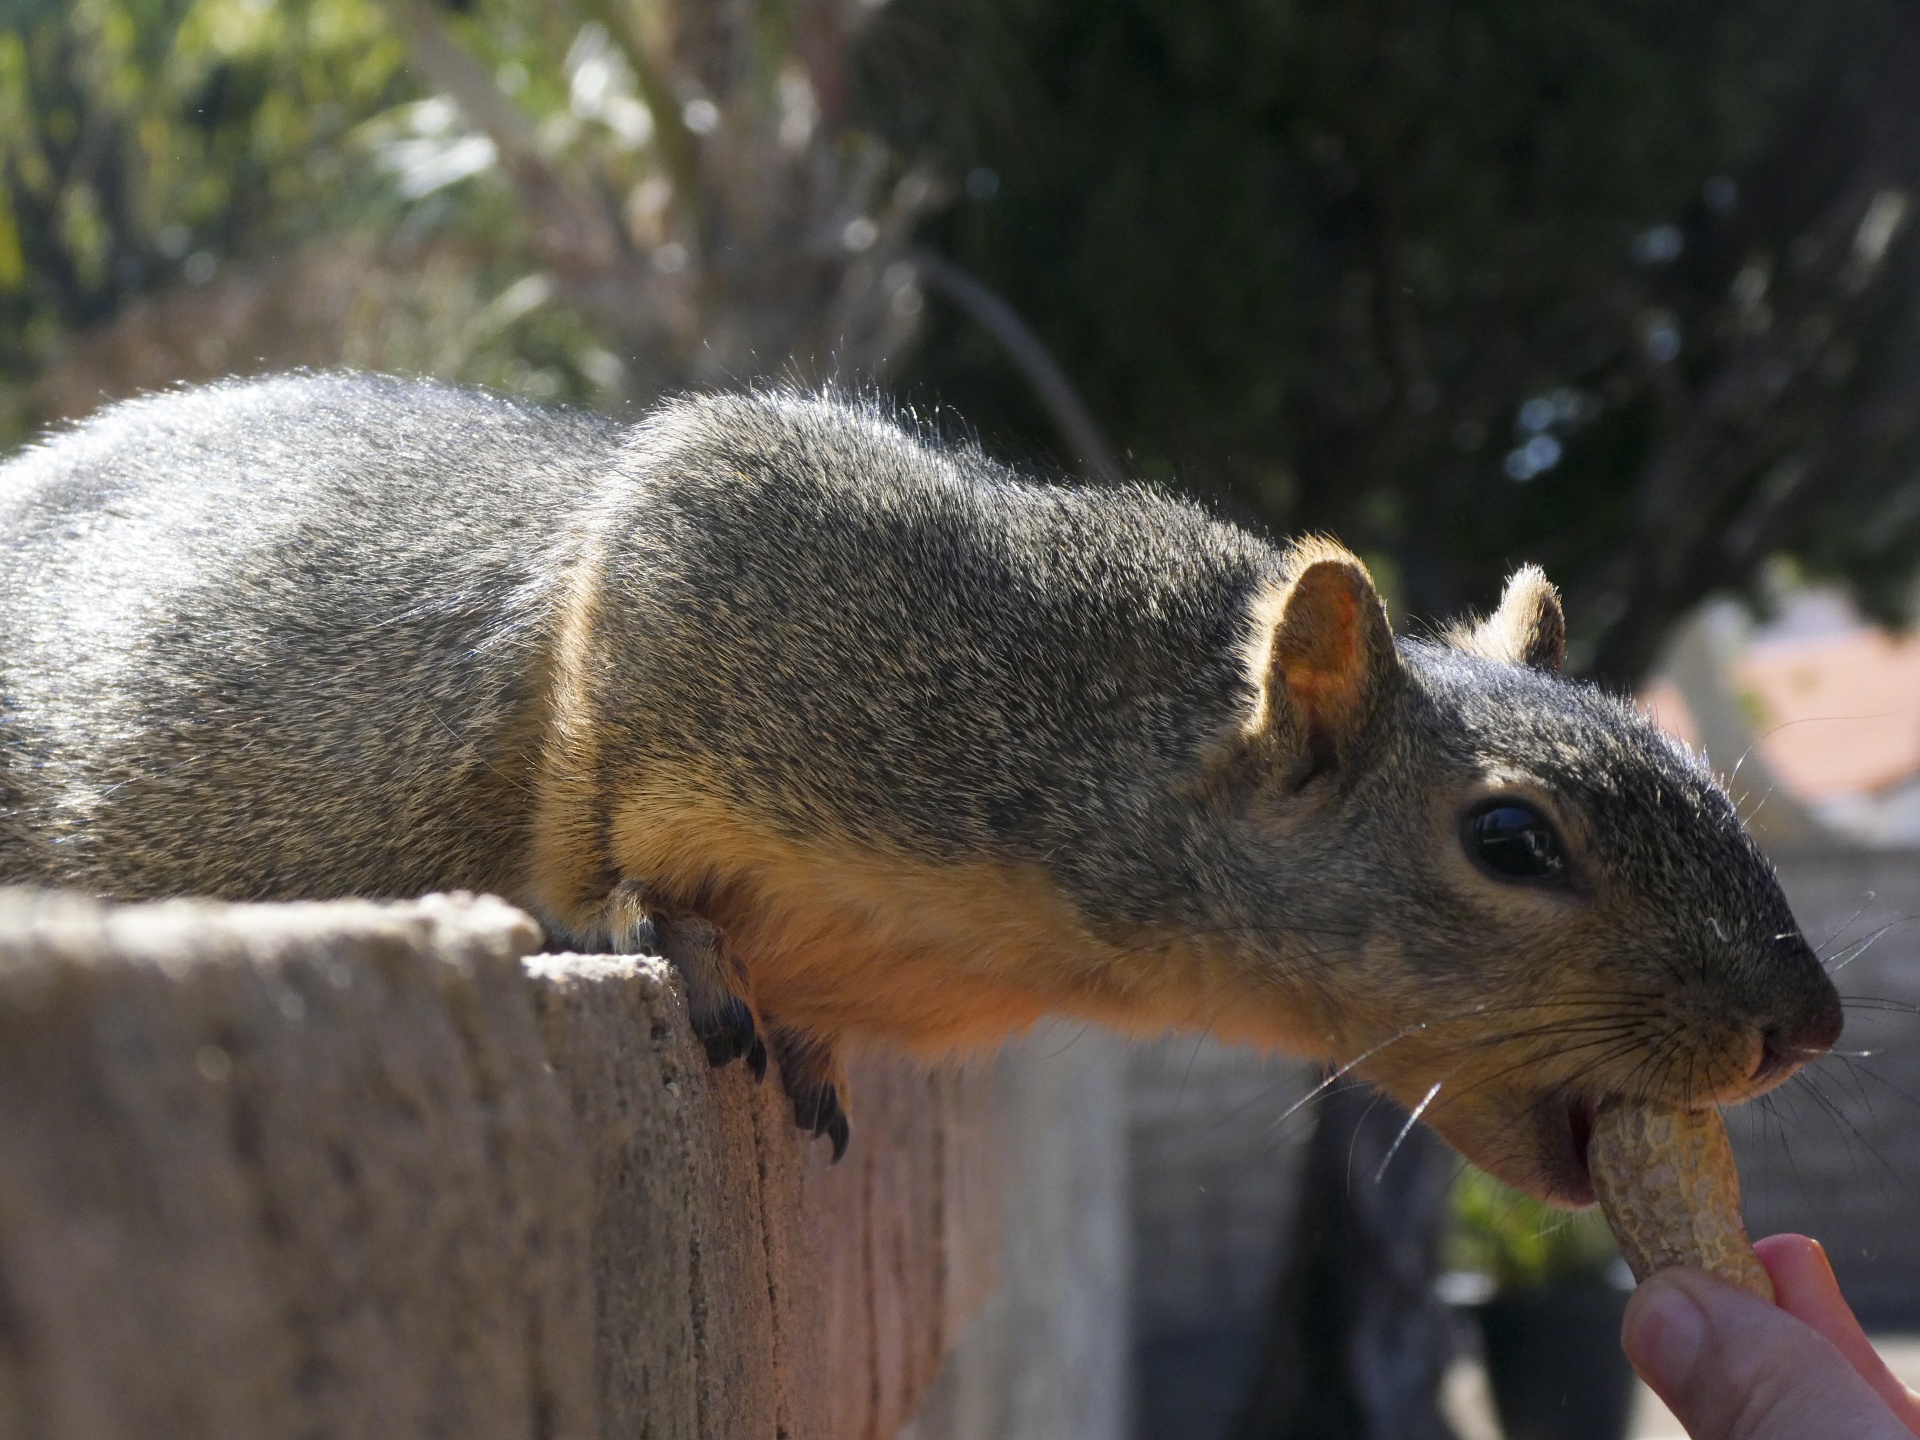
[606,882,768,1081]
[598,883,848,1159]
[767,1025,851,1162]
[657,913,769,1081]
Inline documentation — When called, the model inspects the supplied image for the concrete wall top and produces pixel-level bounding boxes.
[0,889,999,1440]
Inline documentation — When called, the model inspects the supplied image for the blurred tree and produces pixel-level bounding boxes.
[0,0,396,417]
[868,0,1920,684]
[0,0,612,429]
[1,0,948,436]
[367,0,940,396]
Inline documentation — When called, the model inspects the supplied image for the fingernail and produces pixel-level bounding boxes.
[1624,1277,1709,1393]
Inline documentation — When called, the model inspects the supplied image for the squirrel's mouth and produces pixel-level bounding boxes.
[1415,1084,1604,1207]
[1530,1092,1601,1206]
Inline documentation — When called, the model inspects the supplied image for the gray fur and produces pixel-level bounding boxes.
[1,374,610,899]
[585,389,1276,911]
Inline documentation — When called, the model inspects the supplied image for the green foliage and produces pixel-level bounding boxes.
[1447,1166,1620,1292]
[2,0,924,440]
[0,0,669,440]
[0,0,412,378]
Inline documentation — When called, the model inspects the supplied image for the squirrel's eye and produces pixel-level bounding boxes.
[1467,803,1567,881]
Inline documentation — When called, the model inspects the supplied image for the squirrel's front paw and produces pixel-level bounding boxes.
[770,1026,851,1162]
[700,994,769,1080]
[610,889,767,1082]
[657,916,768,1081]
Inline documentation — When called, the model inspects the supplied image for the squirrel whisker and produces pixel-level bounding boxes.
[1372,1080,1445,1183]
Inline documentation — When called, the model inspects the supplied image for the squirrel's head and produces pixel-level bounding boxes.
[1213,543,1842,1207]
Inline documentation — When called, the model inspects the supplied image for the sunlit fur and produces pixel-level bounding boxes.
[0,374,1841,1200]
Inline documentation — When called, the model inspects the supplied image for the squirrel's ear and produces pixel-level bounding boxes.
[1450,565,1565,673]
[1242,542,1398,773]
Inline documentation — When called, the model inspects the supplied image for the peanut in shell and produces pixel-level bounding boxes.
[1588,1103,1774,1303]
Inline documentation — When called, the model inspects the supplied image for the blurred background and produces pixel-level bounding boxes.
[6,1,1920,1437]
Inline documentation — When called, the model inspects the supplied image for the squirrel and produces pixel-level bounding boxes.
[0,372,1842,1197]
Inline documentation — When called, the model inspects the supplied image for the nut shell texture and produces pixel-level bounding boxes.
[1590,1104,1774,1302]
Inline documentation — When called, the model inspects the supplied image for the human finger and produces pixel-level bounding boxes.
[1622,1264,1911,1440]
[1756,1234,1920,1435]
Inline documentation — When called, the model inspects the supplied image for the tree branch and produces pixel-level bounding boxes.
[911,249,1124,485]
[1574,173,1913,684]
[377,0,620,275]
[572,0,701,218]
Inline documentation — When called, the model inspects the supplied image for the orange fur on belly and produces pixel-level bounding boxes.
[601,790,1318,1056]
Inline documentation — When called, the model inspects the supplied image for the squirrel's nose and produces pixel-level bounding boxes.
[1751,990,1844,1085]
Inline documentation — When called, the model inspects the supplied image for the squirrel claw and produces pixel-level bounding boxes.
[645,907,763,1074]
[767,1025,851,1158]
[696,994,761,1070]
[790,1082,850,1159]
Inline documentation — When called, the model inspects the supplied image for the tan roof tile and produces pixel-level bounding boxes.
[1735,631,1920,798]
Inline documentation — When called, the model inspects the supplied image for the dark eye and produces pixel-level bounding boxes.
[1467,802,1567,881]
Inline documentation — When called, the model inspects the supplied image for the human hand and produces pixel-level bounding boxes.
[1621,1233,1920,1440]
